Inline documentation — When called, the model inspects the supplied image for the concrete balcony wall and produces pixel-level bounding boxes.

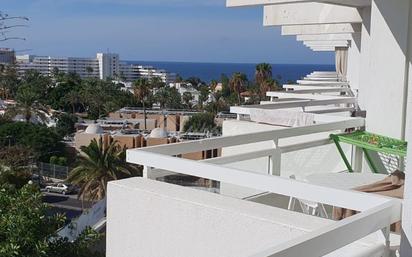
[106,178,332,257]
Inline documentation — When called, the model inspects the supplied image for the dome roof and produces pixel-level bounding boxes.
[85,124,104,134]
[149,128,168,138]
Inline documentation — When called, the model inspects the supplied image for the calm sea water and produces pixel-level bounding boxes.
[126,61,335,84]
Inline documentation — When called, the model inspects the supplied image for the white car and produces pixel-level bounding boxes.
[45,183,73,195]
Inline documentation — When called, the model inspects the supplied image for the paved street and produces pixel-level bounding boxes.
[42,192,94,221]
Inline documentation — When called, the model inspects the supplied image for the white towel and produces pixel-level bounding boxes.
[249,108,315,127]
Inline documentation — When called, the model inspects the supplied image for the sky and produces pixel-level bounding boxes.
[1,0,334,64]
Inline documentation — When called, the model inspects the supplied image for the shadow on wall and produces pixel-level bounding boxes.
[375,0,410,55]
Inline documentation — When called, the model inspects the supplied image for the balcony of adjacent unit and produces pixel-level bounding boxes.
[105,70,404,257]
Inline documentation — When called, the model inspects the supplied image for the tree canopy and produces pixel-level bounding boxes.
[0,122,65,162]
[68,139,142,202]
[0,184,103,257]
[183,113,219,133]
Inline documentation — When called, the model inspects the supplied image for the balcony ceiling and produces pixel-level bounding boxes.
[227,0,372,8]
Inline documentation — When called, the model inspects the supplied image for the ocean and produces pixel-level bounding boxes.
[126,61,335,84]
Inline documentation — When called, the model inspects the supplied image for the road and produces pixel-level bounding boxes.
[42,192,94,221]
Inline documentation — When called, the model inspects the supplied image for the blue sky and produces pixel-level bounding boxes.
[1,0,334,64]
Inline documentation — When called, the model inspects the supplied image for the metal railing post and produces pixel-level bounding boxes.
[353,146,363,172]
[143,166,152,179]
[270,149,282,176]
[270,140,281,176]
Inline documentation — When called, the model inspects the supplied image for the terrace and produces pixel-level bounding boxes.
[106,0,412,256]
[105,73,402,256]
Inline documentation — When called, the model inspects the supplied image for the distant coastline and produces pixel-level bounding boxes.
[126,61,335,83]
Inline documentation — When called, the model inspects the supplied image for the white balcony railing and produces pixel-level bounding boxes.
[126,115,402,257]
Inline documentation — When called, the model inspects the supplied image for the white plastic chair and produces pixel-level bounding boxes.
[288,175,329,218]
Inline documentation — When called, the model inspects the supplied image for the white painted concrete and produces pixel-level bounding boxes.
[401,0,412,252]
[106,178,332,257]
[107,177,400,257]
[310,47,336,52]
[346,32,362,89]
[304,40,349,47]
[282,23,362,35]
[297,33,356,41]
[264,3,363,26]
[227,0,371,8]
[358,1,410,139]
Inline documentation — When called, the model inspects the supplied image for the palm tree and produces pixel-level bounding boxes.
[133,78,151,130]
[63,90,81,114]
[255,63,273,98]
[229,72,247,105]
[154,87,169,109]
[6,85,48,123]
[150,76,165,89]
[0,63,18,99]
[68,138,141,202]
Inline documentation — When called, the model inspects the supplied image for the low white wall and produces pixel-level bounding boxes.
[106,178,331,257]
[220,120,351,199]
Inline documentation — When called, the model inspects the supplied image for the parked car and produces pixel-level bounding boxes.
[45,183,74,195]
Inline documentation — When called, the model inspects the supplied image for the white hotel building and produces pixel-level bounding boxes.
[98,0,412,257]
[16,53,176,83]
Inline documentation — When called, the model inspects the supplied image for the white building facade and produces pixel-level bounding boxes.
[0,48,16,64]
[16,53,176,83]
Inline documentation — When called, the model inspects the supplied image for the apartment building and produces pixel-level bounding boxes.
[0,48,15,64]
[16,54,100,78]
[119,63,177,84]
[15,52,176,83]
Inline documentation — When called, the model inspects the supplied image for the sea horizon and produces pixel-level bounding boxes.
[125,60,335,84]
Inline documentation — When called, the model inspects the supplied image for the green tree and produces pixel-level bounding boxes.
[0,167,31,190]
[79,78,134,119]
[6,84,48,123]
[255,63,273,98]
[0,63,19,99]
[47,72,82,111]
[198,85,210,110]
[133,78,151,130]
[0,122,64,162]
[185,77,204,88]
[205,97,229,115]
[64,91,81,114]
[229,72,247,105]
[51,67,61,81]
[0,145,34,171]
[20,70,51,101]
[182,92,194,109]
[183,113,218,133]
[155,87,182,109]
[0,184,103,257]
[55,113,78,137]
[150,76,165,89]
[220,74,231,98]
[68,139,142,202]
